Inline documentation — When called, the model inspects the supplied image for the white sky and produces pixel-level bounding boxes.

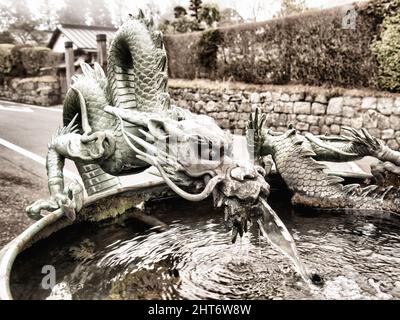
[12,0,368,22]
[139,0,367,20]
[213,0,366,20]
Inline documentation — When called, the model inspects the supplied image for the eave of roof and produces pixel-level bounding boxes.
[47,23,117,50]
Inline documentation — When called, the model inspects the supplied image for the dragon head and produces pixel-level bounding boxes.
[107,106,273,242]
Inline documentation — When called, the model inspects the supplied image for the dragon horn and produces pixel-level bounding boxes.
[248,112,254,129]
[66,114,79,132]
[138,9,145,19]
[138,129,155,142]
[70,87,92,134]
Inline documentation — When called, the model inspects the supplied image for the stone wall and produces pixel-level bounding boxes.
[0,76,61,106]
[169,81,400,150]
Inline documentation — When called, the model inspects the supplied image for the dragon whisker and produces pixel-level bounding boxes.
[138,129,155,142]
[124,130,158,156]
[149,158,223,201]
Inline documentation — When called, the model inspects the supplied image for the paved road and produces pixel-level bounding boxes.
[0,100,79,178]
[0,100,79,247]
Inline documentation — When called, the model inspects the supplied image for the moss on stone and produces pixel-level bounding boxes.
[78,193,149,222]
[68,239,96,262]
[108,264,180,300]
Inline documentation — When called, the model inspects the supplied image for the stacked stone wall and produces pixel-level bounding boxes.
[170,83,400,150]
[0,76,61,106]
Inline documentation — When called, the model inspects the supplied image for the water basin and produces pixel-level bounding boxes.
[10,191,400,300]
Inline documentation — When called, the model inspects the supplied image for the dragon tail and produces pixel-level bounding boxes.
[107,10,169,112]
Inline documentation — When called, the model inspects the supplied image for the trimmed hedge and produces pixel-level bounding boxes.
[164,1,399,91]
[20,47,53,76]
[0,44,17,75]
[0,44,59,77]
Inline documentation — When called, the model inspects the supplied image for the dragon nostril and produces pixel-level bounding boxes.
[230,167,258,181]
[230,167,245,181]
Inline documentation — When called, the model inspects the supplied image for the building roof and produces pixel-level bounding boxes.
[48,24,117,51]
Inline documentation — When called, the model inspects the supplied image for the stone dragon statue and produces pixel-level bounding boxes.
[247,109,400,215]
[26,12,291,250]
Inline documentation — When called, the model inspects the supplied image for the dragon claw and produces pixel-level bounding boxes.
[343,127,384,157]
[26,182,83,221]
[26,198,59,220]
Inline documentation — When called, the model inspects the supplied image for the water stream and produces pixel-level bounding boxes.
[10,191,400,300]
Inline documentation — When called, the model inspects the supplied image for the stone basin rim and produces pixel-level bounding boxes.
[0,176,167,301]
[0,164,370,300]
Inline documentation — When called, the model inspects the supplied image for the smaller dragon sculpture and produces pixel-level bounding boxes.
[247,108,400,215]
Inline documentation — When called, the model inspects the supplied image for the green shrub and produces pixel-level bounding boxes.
[0,44,56,77]
[19,46,52,76]
[363,0,400,18]
[197,29,222,71]
[0,44,16,75]
[371,6,400,91]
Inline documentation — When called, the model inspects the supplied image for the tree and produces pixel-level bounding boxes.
[89,0,113,26]
[57,0,91,25]
[0,1,14,30]
[198,4,221,28]
[174,6,187,19]
[8,20,47,45]
[143,0,161,24]
[109,0,129,26]
[0,31,15,44]
[10,0,32,22]
[277,0,307,17]
[372,9,400,91]
[219,8,243,26]
[37,0,60,31]
[189,0,202,22]
[250,0,267,22]
[158,19,171,34]
[171,16,199,33]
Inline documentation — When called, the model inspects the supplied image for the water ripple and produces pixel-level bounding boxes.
[10,199,400,300]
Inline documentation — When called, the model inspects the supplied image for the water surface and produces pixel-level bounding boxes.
[11,191,400,300]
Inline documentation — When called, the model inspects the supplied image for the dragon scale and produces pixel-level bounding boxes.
[107,17,168,112]
[268,129,400,214]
